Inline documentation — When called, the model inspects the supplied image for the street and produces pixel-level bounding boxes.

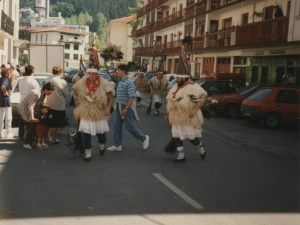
[0,90,299,225]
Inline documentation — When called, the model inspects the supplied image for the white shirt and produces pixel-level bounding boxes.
[19,76,40,102]
[46,75,69,110]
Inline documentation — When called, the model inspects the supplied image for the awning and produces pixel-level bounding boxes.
[13,39,30,48]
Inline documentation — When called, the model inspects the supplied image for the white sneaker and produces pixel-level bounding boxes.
[23,144,32,149]
[107,145,122,151]
[143,135,149,150]
[6,133,15,138]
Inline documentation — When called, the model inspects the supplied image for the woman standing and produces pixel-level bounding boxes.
[0,68,14,138]
[46,65,69,144]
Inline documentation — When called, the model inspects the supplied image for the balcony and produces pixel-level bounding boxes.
[136,2,207,38]
[137,0,169,19]
[58,38,84,44]
[236,17,289,47]
[1,10,14,38]
[135,40,182,56]
[135,17,289,57]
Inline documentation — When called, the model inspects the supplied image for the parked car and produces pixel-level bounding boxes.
[127,71,139,80]
[65,69,78,82]
[145,71,158,80]
[100,73,111,81]
[204,84,263,118]
[240,85,300,129]
[198,80,246,96]
[164,74,176,82]
[10,75,52,119]
[34,72,53,76]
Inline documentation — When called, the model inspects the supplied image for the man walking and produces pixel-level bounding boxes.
[133,72,148,107]
[149,71,168,115]
[108,64,149,152]
[72,68,114,162]
[165,74,207,162]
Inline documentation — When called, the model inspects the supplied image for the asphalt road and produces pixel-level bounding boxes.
[0,88,299,224]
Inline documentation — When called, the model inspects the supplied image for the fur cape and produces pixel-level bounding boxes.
[149,76,168,96]
[166,83,207,127]
[72,76,115,121]
[133,75,149,92]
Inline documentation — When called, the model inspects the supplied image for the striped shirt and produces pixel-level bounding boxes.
[116,76,136,102]
[19,88,46,122]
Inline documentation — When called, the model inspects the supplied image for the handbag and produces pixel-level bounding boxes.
[201,105,212,120]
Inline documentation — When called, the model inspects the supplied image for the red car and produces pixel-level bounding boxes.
[241,85,300,128]
[205,84,262,118]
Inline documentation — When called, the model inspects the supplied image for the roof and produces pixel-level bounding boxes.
[110,16,134,23]
[21,26,86,36]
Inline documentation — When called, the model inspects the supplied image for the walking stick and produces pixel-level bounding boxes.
[146,96,152,114]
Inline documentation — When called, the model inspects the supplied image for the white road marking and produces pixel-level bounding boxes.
[153,173,204,210]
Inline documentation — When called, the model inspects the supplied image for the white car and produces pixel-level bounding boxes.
[10,75,53,119]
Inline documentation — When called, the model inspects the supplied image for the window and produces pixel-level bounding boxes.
[41,34,43,42]
[242,13,249,25]
[195,22,205,37]
[36,34,38,42]
[73,54,79,60]
[223,18,232,28]
[185,24,193,37]
[186,0,194,7]
[64,53,70,59]
[264,6,274,20]
[275,90,299,104]
[249,88,272,101]
[65,44,70,49]
[151,10,155,22]
[60,35,63,40]
[74,44,79,50]
[74,36,78,40]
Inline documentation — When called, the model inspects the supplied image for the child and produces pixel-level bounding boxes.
[35,103,52,149]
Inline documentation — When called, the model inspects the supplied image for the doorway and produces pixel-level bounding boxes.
[276,67,285,84]
[261,66,268,83]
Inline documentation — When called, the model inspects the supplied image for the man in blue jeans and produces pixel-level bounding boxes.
[108,64,149,151]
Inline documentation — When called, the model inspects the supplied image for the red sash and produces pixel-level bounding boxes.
[86,76,100,96]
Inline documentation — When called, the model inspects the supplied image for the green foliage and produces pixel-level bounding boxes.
[19,52,29,66]
[89,33,105,49]
[90,12,107,38]
[50,2,75,18]
[20,0,35,9]
[127,61,139,71]
[100,44,124,62]
[64,11,93,27]
[128,0,143,43]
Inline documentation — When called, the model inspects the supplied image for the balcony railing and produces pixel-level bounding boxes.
[236,17,289,47]
[137,0,169,19]
[135,40,182,56]
[136,2,207,37]
[135,17,289,57]
[1,10,14,37]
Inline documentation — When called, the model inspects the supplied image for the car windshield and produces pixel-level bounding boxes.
[146,73,157,80]
[248,88,273,101]
[238,85,259,96]
[69,70,78,76]
[13,78,46,93]
[100,73,111,81]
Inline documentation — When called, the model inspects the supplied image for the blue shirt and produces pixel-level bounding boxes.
[116,76,135,102]
[0,77,11,107]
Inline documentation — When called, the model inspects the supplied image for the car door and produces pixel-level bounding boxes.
[274,89,300,121]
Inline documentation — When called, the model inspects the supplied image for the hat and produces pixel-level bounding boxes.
[10,63,16,68]
[174,74,190,78]
[86,68,99,73]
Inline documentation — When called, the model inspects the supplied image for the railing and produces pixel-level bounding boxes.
[1,10,14,36]
[236,16,289,47]
[136,2,207,37]
[135,40,182,56]
[137,0,169,19]
[135,16,289,57]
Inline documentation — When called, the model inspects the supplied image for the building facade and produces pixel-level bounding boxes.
[106,16,134,68]
[0,0,22,65]
[28,26,87,69]
[135,0,300,85]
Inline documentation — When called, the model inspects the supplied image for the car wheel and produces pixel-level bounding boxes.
[225,104,240,119]
[264,113,280,129]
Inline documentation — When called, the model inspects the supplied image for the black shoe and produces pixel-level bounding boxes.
[83,157,91,162]
[99,144,105,156]
[173,157,186,162]
[198,145,206,159]
[155,110,160,116]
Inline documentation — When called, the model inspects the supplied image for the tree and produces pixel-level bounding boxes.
[50,2,75,18]
[20,0,35,9]
[128,0,143,43]
[90,12,107,39]
[89,32,105,49]
[19,52,29,66]
[100,44,124,63]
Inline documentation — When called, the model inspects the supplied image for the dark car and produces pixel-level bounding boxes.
[198,80,245,96]
[204,84,263,118]
[241,85,300,128]
[65,69,78,82]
